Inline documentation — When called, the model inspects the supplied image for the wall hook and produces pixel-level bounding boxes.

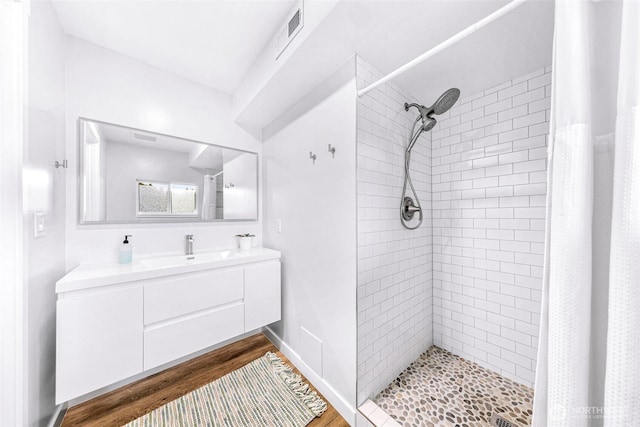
[328,144,336,158]
[309,152,317,165]
[54,160,68,169]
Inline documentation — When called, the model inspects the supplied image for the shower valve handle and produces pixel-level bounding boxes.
[402,196,422,223]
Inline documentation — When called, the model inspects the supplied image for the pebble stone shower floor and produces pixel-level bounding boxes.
[374,346,534,427]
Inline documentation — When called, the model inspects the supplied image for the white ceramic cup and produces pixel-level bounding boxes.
[238,236,253,250]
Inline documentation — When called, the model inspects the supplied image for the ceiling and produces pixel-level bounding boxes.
[328,0,554,105]
[51,0,554,127]
[51,0,299,94]
[357,0,555,103]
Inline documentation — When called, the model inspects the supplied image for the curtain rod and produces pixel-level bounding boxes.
[357,0,529,97]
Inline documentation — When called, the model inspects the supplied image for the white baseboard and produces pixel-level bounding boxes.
[262,326,356,426]
[47,403,66,427]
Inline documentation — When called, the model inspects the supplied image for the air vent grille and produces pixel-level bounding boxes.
[275,1,304,60]
[134,133,157,142]
[288,9,301,36]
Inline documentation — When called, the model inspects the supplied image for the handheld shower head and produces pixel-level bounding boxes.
[421,116,437,132]
[404,103,436,128]
[403,104,436,153]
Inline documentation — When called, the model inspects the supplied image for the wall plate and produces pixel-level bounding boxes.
[33,212,46,238]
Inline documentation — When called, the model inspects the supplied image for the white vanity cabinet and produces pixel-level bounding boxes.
[55,248,281,404]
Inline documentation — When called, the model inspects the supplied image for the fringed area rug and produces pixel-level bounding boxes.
[123,352,327,427]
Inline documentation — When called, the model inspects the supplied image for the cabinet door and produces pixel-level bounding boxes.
[56,286,143,404]
[244,261,281,331]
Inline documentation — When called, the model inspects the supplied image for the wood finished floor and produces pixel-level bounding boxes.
[61,333,349,427]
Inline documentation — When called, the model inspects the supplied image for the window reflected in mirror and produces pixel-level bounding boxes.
[137,181,169,215]
[136,181,198,216]
[170,183,198,215]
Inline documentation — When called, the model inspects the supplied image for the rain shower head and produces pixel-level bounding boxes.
[405,88,460,121]
[428,88,460,115]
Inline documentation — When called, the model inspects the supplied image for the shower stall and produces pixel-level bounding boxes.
[355,55,548,426]
[263,54,548,427]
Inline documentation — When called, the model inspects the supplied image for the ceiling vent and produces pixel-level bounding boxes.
[275,0,304,60]
[133,133,157,142]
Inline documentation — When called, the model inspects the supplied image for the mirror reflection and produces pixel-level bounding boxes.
[79,118,258,224]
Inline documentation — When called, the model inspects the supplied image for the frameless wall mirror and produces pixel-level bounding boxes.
[78,118,258,224]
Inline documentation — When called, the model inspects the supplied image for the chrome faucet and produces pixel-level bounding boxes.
[185,234,194,257]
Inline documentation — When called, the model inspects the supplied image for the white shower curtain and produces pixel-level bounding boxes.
[201,175,216,220]
[533,0,640,426]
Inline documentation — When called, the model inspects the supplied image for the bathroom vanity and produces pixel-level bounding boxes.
[55,247,281,404]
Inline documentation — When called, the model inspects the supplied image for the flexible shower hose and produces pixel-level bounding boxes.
[400,117,424,230]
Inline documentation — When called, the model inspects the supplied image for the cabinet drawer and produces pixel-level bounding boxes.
[143,303,244,370]
[144,268,243,324]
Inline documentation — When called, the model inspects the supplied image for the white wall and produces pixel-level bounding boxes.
[64,37,262,267]
[26,1,67,425]
[223,152,258,219]
[431,67,551,387]
[355,57,433,405]
[262,69,357,419]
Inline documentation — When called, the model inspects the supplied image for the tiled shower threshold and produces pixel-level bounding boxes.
[359,346,533,427]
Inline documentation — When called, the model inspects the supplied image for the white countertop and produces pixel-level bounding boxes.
[56,247,281,293]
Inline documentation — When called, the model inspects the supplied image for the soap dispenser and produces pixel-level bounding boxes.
[119,235,133,264]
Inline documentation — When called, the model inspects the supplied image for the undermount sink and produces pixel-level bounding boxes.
[141,251,231,269]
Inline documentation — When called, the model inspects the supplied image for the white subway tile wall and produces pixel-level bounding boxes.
[356,56,433,404]
[431,66,551,387]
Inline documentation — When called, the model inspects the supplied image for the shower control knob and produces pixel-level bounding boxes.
[402,197,421,221]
